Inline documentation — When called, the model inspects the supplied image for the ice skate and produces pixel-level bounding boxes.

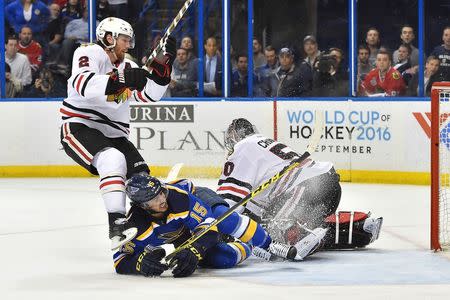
[109,213,138,250]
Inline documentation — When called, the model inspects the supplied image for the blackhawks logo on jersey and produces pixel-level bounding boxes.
[392,71,400,80]
[107,87,131,103]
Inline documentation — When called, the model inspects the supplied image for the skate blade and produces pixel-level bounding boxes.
[294,227,328,261]
[110,227,138,250]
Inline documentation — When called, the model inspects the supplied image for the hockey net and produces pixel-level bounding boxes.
[431,82,450,250]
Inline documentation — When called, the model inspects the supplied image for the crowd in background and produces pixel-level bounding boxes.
[3,0,450,98]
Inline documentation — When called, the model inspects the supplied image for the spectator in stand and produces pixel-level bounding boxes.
[357,44,371,88]
[96,0,112,23]
[393,43,414,85]
[5,0,50,45]
[5,63,23,98]
[5,35,33,88]
[204,36,222,96]
[44,3,64,63]
[312,53,346,97]
[430,26,450,81]
[393,43,412,74]
[252,38,267,69]
[59,8,92,69]
[181,36,197,61]
[365,27,381,68]
[302,35,321,69]
[108,0,128,20]
[298,35,321,94]
[254,45,279,96]
[17,25,43,74]
[329,47,348,82]
[20,67,67,97]
[169,48,198,97]
[360,50,406,97]
[393,25,419,67]
[231,54,254,97]
[267,47,305,97]
[61,0,83,25]
[407,56,440,96]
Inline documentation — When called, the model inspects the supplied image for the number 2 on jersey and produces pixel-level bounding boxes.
[79,56,89,67]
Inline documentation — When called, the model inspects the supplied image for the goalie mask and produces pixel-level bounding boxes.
[224,118,256,153]
[125,174,166,205]
[96,17,135,49]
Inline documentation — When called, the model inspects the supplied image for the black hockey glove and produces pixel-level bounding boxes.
[135,245,169,277]
[146,36,177,86]
[105,68,150,95]
[169,243,204,278]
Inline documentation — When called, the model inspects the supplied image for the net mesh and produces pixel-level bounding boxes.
[439,90,450,247]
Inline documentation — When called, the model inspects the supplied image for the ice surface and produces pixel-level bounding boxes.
[1,178,450,299]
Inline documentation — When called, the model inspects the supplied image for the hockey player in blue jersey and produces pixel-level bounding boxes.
[113,175,298,277]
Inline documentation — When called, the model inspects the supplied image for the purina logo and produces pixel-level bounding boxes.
[130,104,194,123]
[414,112,450,150]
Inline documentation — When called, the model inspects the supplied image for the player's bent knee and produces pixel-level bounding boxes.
[93,148,127,194]
[203,242,251,268]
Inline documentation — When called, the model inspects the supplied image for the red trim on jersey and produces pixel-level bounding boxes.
[63,124,93,163]
[136,91,148,102]
[217,186,249,197]
[60,108,90,119]
[99,180,125,189]
[76,75,85,94]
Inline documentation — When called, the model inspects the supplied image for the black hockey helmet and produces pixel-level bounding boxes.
[125,174,165,204]
[224,118,256,152]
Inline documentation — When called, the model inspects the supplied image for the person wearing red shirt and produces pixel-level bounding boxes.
[17,25,43,73]
[360,50,406,97]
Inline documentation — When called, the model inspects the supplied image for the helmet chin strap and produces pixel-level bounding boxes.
[100,37,121,63]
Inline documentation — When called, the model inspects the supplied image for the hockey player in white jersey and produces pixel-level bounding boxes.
[59,17,176,250]
[218,118,383,257]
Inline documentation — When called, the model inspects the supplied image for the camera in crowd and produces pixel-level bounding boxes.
[316,54,337,74]
[39,68,54,90]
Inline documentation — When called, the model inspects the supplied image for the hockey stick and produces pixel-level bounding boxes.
[165,163,184,182]
[164,111,325,261]
[145,0,195,65]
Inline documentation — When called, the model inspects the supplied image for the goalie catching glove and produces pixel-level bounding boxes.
[146,36,177,86]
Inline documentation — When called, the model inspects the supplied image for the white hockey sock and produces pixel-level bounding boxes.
[92,148,128,214]
[103,191,126,214]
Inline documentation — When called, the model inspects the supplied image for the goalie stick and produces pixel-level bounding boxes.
[145,0,195,65]
[164,111,326,261]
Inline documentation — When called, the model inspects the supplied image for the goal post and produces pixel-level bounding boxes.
[431,82,450,251]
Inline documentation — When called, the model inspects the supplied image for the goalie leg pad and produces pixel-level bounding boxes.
[323,211,383,249]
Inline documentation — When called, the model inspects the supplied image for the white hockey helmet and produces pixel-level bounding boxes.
[224,118,257,153]
[96,17,135,49]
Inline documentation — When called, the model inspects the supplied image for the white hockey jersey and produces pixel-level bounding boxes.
[60,43,167,138]
[217,134,333,218]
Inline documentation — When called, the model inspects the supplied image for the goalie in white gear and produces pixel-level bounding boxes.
[59,17,177,250]
[218,118,383,257]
